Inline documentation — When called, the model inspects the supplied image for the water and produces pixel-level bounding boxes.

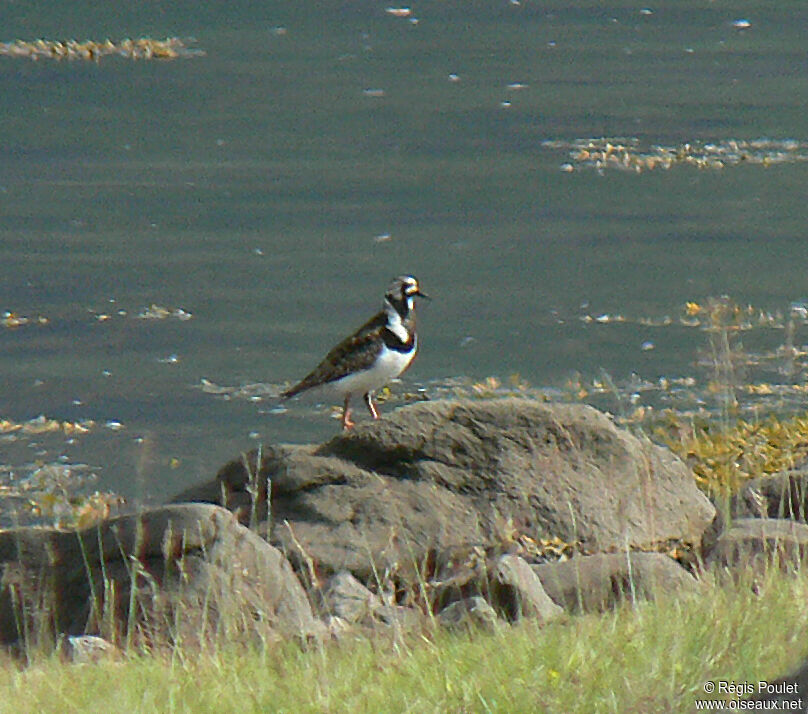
[2,1,808,511]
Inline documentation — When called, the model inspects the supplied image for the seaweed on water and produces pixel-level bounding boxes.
[0,37,204,62]
[549,137,808,174]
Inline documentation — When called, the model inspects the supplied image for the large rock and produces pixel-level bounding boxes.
[0,504,321,652]
[735,470,808,521]
[173,399,715,587]
[490,554,565,622]
[428,550,565,623]
[532,552,702,613]
[705,518,808,573]
[437,596,498,630]
[58,635,121,664]
[317,571,383,623]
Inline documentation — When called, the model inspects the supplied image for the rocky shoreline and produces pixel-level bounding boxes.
[2,398,807,698]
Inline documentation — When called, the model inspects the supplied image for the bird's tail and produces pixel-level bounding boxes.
[280,382,305,400]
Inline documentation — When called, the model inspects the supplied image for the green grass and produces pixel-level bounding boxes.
[2,568,807,714]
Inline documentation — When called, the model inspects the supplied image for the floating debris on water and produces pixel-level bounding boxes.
[0,37,204,62]
[2,311,48,328]
[789,300,808,319]
[198,378,230,395]
[137,304,193,320]
[680,296,783,331]
[198,378,283,401]
[545,137,808,174]
[580,313,627,324]
[0,415,94,436]
[471,376,501,396]
[385,7,412,18]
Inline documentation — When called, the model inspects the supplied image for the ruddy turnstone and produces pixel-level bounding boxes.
[282,275,429,429]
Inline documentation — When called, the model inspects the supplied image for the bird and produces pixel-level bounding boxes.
[281,275,429,429]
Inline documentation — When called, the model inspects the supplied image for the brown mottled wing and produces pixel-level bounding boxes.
[281,311,386,398]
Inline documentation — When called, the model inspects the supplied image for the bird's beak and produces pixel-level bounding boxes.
[416,288,431,300]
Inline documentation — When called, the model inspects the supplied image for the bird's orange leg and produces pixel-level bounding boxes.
[342,395,355,430]
[364,392,379,420]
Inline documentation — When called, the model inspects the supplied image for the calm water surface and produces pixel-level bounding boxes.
[2,1,808,507]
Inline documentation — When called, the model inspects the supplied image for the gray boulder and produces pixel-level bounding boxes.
[491,554,565,623]
[0,504,321,652]
[532,552,702,613]
[374,604,424,631]
[317,570,382,623]
[437,596,498,630]
[735,470,808,521]
[428,550,565,623]
[315,570,425,633]
[173,399,714,589]
[705,518,808,572]
[59,635,121,664]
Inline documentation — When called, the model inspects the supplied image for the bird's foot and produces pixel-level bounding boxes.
[364,393,380,420]
[342,397,355,430]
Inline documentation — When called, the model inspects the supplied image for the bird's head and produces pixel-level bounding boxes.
[387,275,429,304]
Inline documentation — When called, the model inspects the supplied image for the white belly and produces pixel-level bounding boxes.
[330,343,416,396]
